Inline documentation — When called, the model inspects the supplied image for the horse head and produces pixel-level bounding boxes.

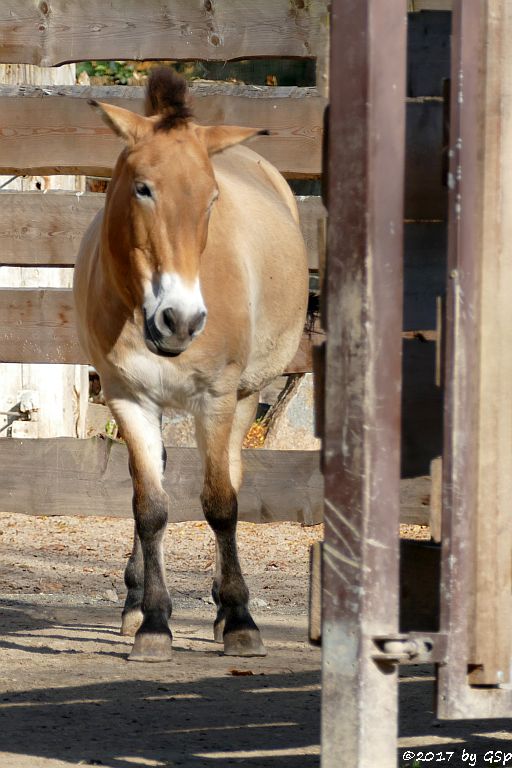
[89,68,264,357]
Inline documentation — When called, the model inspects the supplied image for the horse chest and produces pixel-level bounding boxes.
[110,349,207,413]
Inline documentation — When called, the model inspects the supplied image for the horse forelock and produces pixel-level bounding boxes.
[145,67,193,132]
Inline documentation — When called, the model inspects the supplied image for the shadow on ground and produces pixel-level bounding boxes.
[399,666,512,766]
[0,599,320,768]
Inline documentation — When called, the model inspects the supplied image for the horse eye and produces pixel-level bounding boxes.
[135,181,153,199]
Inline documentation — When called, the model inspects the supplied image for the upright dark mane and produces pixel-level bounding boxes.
[145,67,193,131]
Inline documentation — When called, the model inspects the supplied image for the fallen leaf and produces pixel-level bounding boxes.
[229,669,254,677]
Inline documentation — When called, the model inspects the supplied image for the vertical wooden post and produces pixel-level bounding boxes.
[0,64,88,439]
[467,0,512,686]
[439,0,512,715]
[321,1,406,765]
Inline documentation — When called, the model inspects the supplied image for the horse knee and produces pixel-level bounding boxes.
[201,481,237,532]
[134,488,169,539]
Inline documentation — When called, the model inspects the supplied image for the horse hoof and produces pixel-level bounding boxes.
[120,609,143,636]
[223,629,267,657]
[128,631,173,662]
[213,619,225,644]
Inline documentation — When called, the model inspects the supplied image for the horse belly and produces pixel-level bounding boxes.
[239,246,308,391]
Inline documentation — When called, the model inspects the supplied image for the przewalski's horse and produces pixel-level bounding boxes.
[73,68,308,661]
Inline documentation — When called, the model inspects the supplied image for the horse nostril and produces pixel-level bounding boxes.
[189,310,207,337]
[162,307,177,334]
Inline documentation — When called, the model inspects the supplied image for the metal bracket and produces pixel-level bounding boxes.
[372,632,448,666]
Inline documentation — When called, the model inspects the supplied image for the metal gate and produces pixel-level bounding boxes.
[321,0,512,764]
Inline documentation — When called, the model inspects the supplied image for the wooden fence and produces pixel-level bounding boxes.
[0,0,329,522]
[0,1,449,521]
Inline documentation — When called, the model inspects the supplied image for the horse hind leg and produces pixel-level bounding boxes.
[198,392,266,657]
[211,392,258,642]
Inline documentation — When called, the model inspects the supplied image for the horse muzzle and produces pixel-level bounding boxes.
[143,306,207,357]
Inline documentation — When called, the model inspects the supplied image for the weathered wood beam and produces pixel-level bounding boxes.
[0,0,329,66]
[438,0,512,717]
[0,84,324,178]
[408,0,452,10]
[0,86,446,216]
[0,435,431,525]
[0,438,323,524]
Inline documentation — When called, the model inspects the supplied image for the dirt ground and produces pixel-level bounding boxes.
[0,513,511,768]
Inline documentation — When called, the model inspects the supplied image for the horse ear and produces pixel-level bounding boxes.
[88,100,151,146]
[200,125,269,156]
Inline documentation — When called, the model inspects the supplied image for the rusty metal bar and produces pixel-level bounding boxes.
[321,1,406,765]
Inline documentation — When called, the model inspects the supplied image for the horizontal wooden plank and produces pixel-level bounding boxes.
[0,436,430,524]
[0,84,324,178]
[0,87,445,215]
[297,196,326,271]
[400,475,431,526]
[0,287,320,373]
[0,191,101,266]
[0,191,325,269]
[0,287,84,364]
[408,1,452,10]
[0,438,323,523]
[0,0,329,66]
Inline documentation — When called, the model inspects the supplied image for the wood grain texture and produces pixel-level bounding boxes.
[0,86,446,212]
[0,436,430,524]
[0,84,324,178]
[0,438,323,524]
[0,191,325,269]
[409,0,452,9]
[467,0,512,686]
[0,191,100,267]
[0,0,329,66]
[0,287,85,364]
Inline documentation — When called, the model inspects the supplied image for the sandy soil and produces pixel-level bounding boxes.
[1,513,510,768]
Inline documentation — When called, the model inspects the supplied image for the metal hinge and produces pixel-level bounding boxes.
[0,390,39,437]
[372,632,448,666]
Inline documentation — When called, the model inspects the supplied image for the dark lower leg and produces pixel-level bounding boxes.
[121,525,144,635]
[203,486,266,656]
[129,488,173,661]
[212,541,226,641]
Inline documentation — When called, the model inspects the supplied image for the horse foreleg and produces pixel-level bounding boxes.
[122,442,167,635]
[110,400,172,661]
[197,394,266,657]
[120,523,144,635]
